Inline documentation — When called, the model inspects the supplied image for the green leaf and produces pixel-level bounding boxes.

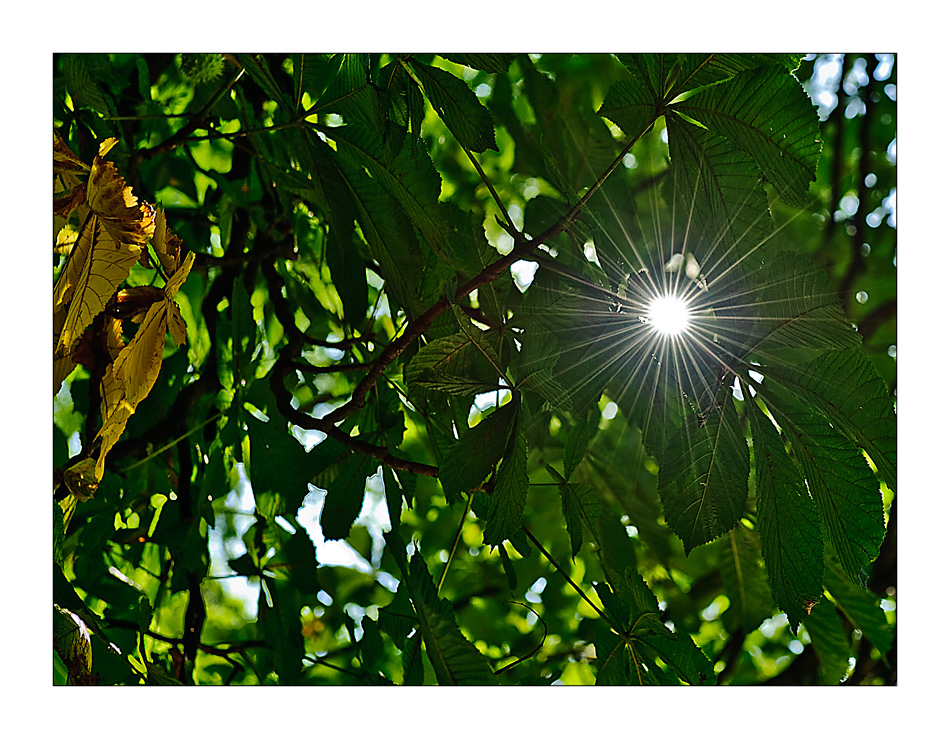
[557,482,602,559]
[405,554,498,685]
[514,328,575,415]
[718,527,774,634]
[762,385,885,587]
[439,401,516,504]
[235,54,292,111]
[593,626,632,685]
[745,252,862,357]
[405,332,504,396]
[759,348,896,493]
[259,579,304,684]
[825,565,894,660]
[676,53,803,94]
[320,453,374,541]
[637,627,716,685]
[747,396,823,629]
[674,65,821,207]
[484,412,529,546]
[330,125,452,263]
[330,141,427,319]
[658,397,750,553]
[231,278,256,373]
[376,582,416,651]
[248,415,314,517]
[324,216,368,325]
[409,60,497,153]
[439,53,515,75]
[398,630,425,685]
[804,596,851,684]
[266,528,319,595]
[598,75,661,139]
[666,114,772,267]
[562,409,599,481]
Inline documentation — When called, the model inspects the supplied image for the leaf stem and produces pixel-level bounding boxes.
[437,492,475,594]
[522,525,611,624]
[123,412,223,472]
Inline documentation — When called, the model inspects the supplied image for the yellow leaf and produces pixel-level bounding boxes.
[152,208,183,278]
[167,301,188,347]
[95,366,136,480]
[87,143,155,249]
[111,300,167,409]
[165,250,195,298]
[98,137,119,158]
[54,216,143,358]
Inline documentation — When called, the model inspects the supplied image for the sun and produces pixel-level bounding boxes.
[646,294,691,337]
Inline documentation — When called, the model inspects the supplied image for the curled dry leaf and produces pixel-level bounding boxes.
[87,140,156,249]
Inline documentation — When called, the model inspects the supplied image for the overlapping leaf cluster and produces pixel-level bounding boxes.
[52,53,895,686]
[54,133,193,491]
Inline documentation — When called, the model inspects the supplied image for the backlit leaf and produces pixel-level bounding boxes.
[675,65,821,207]
[483,414,528,546]
[747,396,823,630]
[759,348,896,493]
[558,482,602,559]
[439,401,516,504]
[658,396,750,553]
[405,554,497,685]
[409,59,497,153]
[54,217,143,358]
[87,138,156,249]
[762,383,886,587]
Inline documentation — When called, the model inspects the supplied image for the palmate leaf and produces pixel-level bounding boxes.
[675,53,802,95]
[439,53,515,75]
[598,60,663,139]
[658,395,750,553]
[760,381,886,587]
[747,395,823,630]
[409,59,497,153]
[674,65,821,207]
[405,555,497,685]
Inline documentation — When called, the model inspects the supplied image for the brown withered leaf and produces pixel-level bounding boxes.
[109,286,165,322]
[86,138,155,249]
[54,182,88,219]
[53,129,90,176]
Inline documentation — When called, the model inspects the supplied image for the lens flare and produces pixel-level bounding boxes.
[646,295,691,337]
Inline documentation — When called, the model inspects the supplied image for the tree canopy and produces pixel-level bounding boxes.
[53,52,896,687]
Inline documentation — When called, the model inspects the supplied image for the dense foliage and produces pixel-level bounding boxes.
[53,53,896,686]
